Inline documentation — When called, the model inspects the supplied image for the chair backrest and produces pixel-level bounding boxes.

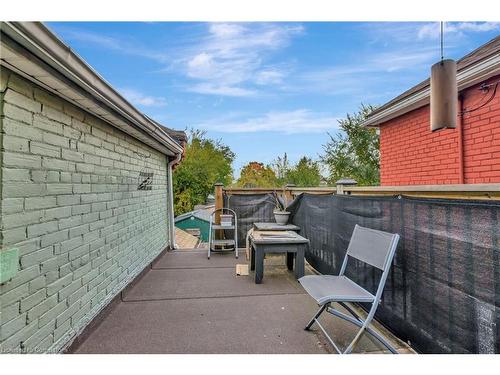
[345,224,399,271]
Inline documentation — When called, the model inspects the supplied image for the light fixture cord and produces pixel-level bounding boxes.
[440,21,444,62]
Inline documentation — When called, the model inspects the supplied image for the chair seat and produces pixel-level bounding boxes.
[299,275,375,305]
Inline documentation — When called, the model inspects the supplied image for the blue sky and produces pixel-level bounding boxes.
[47,22,499,176]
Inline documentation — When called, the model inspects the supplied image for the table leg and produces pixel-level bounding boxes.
[286,252,294,270]
[246,228,254,261]
[294,246,305,279]
[255,248,264,284]
[250,245,256,271]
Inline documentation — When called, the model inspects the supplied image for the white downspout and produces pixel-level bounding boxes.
[167,153,182,250]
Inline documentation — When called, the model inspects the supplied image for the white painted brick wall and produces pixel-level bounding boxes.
[0,70,171,353]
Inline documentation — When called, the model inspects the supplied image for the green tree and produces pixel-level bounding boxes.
[235,162,278,188]
[173,129,234,215]
[272,153,290,186]
[271,153,321,187]
[321,105,380,185]
[286,157,321,187]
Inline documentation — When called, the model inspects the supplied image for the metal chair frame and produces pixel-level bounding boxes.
[208,207,238,259]
[301,224,400,354]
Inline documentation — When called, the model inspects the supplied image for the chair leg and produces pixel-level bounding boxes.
[327,304,398,354]
[338,302,364,323]
[305,304,328,331]
[344,301,395,354]
[343,323,369,354]
[342,302,381,354]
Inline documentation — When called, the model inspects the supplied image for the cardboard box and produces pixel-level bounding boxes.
[236,264,249,276]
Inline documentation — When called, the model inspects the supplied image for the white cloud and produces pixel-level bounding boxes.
[208,23,246,39]
[363,22,499,44]
[195,109,339,134]
[292,45,437,97]
[255,69,287,85]
[187,52,215,79]
[119,88,168,107]
[299,21,498,101]
[187,84,256,97]
[417,22,500,40]
[370,49,437,72]
[456,22,500,32]
[284,21,497,104]
[62,31,119,50]
[51,27,170,63]
[181,23,303,96]
[53,23,303,97]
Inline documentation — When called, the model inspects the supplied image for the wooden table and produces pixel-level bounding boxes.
[249,230,309,284]
[246,222,301,261]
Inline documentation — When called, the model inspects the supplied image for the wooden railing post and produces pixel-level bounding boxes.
[284,184,295,207]
[214,182,224,225]
[335,178,357,195]
[214,183,224,240]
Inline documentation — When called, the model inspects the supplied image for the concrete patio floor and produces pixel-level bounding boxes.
[69,250,413,354]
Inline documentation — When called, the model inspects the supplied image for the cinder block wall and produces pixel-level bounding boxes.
[379,75,500,185]
[0,69,170,353]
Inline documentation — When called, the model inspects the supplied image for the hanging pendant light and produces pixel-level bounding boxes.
[430,22,457,131]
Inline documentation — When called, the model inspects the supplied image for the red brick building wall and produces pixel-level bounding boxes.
[379,75,500,185]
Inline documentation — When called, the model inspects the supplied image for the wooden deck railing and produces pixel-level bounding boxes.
[215,183,500,209]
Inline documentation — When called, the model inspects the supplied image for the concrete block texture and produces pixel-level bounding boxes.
[0,71,170,353]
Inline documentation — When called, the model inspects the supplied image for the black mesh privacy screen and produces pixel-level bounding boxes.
[225,192,500,354]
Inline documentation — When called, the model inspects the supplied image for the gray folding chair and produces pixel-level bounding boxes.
[299,224,400,354]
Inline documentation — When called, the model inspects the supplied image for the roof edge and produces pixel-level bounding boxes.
[1,22,183,155]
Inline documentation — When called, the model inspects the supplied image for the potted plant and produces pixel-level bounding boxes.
[273,188,290,225]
